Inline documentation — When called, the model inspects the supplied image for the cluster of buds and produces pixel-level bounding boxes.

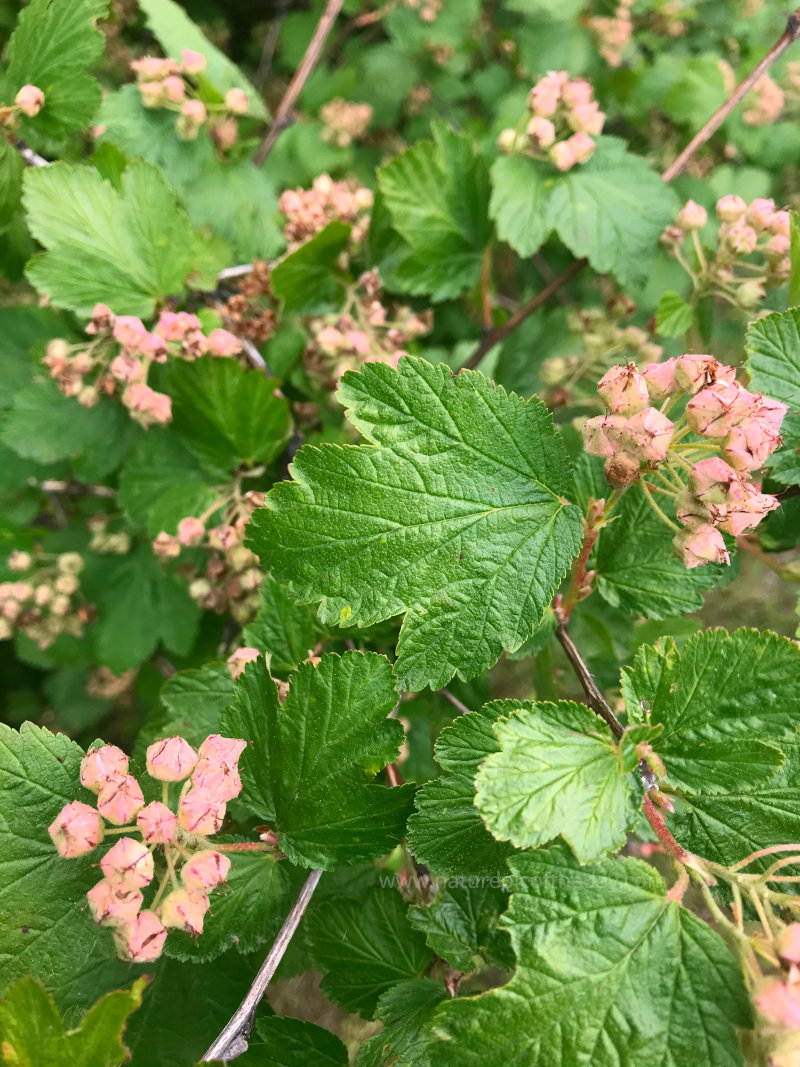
[87,514,132,556]
[583,354,785,568]
[154,491,265,624]
[86,665,138,701]
[497,72,605,172]
[754,925,800,1066]
[647,0,690,38]
[278,174,373,251]
[743,73,784,126]
[0,84,45,127]
[223,261,278,345]
[540,297,662,408]
[662,195,790,311]
[319,98,373,147]
[403,0,441,21]
[48,734,248,962]
[130,51,250,151]
[304,270,431,388]
[587,0,634,67]
[0,550,89,649]
[44,304,241,428]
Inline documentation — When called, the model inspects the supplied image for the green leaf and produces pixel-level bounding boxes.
[117,428,213,530]
[138,0,267,119]
[790,212,800,308]
[747,307,800,485]
[489,155,551,259]
[0,306,70,409]
[271,221,351,314]
[0,723,129,1005]
[575,455,728,619]
[656,289,696,337]
[621,629,796,795]
[378,124,491,300]
[6,0,105,138]
[240,1017,348,1066]
[424,847,750,1067]
[309,887,434,1017]
[91,545,199,673]
[0,140,24,231]
[0,976,147,1067]
[23,161,197,317]
[157,662,234,742]
[249,357,583,692]
[408,882,512,973]
[163,852,296,963]
[241,575,325,675]
[549,137,678,288]
[407,704,515,876]
[221,652,414,868]
[357,979,448,1067]
[475,700,640,863]
[167,356,291,477]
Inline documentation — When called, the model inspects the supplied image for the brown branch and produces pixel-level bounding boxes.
[463,5,800,372]
[253,0,345,167]
[13,138,48,167]
[438,687,472,715]
[200,868,323,1061]
[555,623,624,739]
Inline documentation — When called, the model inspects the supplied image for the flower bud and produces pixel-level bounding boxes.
[620,407,674,462]
[153,531,181,560]
[769,209,790,237]
[777,924,800,966]
[673,354,734,395]
[48,800,104,858]
[566,131,596,164]
[80,744,129,793]
[55,574,78,595]
[58,552,84,575]
[178,788,226,835]
[163,75,185,102]
[527,115,556,147]
[226,646,261,680]
[674,489,710,531]
[159,888,209,935]
[97,774,145,825]
[716,194,746,223]
[496,127,525,154]
[686,382,751,437]
[735,280,765,310]
[724,222,758,255]
[87,879,143,927]
[604,453,641,487]
[746,197,776,230]
[582,414,626,458]
[113,910,167,962]
[678,200,708,231]
[597,363,649,415]
[721,421,779,471]
[181,849,231,892]
[206,328,242,357]
[177,516,205,546]
[567,102,604,136]
[224,87,249,114]
[113,316,149,350]
[755,978,800,1028]
[101,837,154,891]
[197,735,247,766]
[8,550,32,573]
[15,84,45,117]
[550,140,577,172]
[765,233,790,259]
[146,736,198,782]
[181,49,206,74]
[136,801,178,844]
[641,359,678,401]
[673,526,729,568]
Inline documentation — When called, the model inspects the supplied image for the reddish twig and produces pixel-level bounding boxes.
[642,795,689,863]
[557,497,605,622]
[253,0,345,166]
[463,6,800,372]
[438,687,472,716]
[555,623,624,739]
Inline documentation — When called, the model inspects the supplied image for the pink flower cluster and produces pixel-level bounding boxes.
[153,491,265,624]
[279,174,374,251]
[588,0,634,67]
[744,73,784,126]
[305,270,431,387]
[48,733,247,962]
[319,98,373,147]
[583,354,786,568]
[663,195,790,310]
[130,51,250,151]
[498,72,605,172]
[44,304,241,429]
[0,550,88,650]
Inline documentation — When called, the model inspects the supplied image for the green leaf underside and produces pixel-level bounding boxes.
[309,887,434,1017]
[656,290,695,337]
[475,700,639,863]
[407,704,515,876]
[622,629,798,795]
[357,979,448,1067]
[746,307,800,485]
[0,976,147,1067]
[271,221,351,314]
[250,357,583,692]
[240,1016,348,1066]
[221,652,414,868]
[424,848,749,1067]
[23,162,196,318]
[378,124,491,302]
[408,882,512,973]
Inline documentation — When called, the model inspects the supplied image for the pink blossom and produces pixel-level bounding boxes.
[227,646,261,680]
[177,516,205,546]
[160,888,209,935]
[181,328,209,359]
[765,233,790,259]
[206,328,242,357]
[15,84,45,117]
[48,801,104,858]
[316,326,345,354]
[113,316,149,350]
[568,102,604,136]
[178,788,226,835]
[725,222,758,255]
[181,99,207,123]
[139,331,168,362]
[153,531,181,560]
[197,735,247,766]
[527,116,555,147]
[113,910,167,962]
[530,86,560,117]
[686,382,752,437]
[674,489,711,531]
[80,744,129,793]
[156,311,200,340]
[86,303,115,334]
[100,837,154,891]
[673,526,730,568]
[97,774,145,825]
[769,209,790,237]
[181,49,206,74]
[598,363,649,415]
[208,524,238,551]
[620,407,674,462]
[673,354,735,395]
[131,57,177,79]
[778,924,800,965]
[716,195,747,223]
[225,88,249,114]
[122,384,172,427]
[717,483,779,535]
[136,801,177,844]
[755,978,800,1028]
[109,353,145,384]
[582,414,627,458]
[721,421,780,471]
[642,359,678,401]
[163,75,185,102]
[87,879,143,927]
[567,131,596,164]
[677,200,707,231]
[192,758,242,802]
[562,79,593,107]
[550,141,577,171]
[344,330,370,354]
[181,849,231,892]
[746,197,776,230]
[138,80,165,108]
[753,394,788,434]
[146,737,198,782]
[688,457,742,502]
[212,116,239,151]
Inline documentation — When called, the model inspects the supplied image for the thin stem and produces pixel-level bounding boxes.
[214,841,276,853]
[642,795,689,862]
[480,241,494,331]
[736,536,788,576]
[760,853,800,880]
[253,0,345,166]
[639,479,681,532]
[730,842,800,873]
[201,869,323,1062]
[555,623,624,739]
[438,688,472,715]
